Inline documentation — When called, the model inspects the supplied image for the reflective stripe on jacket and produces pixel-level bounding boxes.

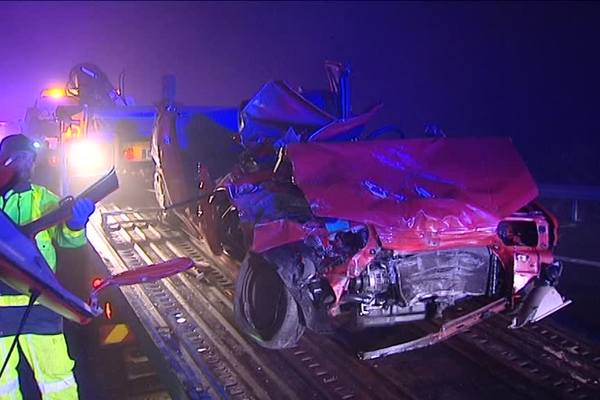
[0,333,79,399]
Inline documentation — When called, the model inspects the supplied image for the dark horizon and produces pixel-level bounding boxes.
[1,1,598,184]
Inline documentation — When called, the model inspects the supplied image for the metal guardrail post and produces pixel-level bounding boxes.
[571,199,580,223]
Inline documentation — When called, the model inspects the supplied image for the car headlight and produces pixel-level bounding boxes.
[68,140,112,176]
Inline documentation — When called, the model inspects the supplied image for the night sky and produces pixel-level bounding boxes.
[1,1,598,184]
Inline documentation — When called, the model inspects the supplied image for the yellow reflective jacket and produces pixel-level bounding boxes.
[0,183,87,309]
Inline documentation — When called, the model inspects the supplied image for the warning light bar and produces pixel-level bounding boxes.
[41,88,67,98]
[40,88,79,98]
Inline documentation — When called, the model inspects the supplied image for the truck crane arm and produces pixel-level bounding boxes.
[66,63,127,107]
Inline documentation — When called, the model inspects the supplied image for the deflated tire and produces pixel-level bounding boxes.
[234,253,305,349]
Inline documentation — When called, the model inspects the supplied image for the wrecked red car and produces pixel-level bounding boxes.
[152,62,570,358]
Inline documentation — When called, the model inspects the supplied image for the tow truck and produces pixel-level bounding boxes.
[9,62,590,400]
[21,63,156,197]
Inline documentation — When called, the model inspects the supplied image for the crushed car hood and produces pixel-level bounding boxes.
[285,137,539,251]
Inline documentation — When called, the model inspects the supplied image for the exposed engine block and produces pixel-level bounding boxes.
[348,247,492,327]
[353,263,390,295]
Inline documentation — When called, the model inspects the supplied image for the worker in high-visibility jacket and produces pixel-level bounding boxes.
[0,134,95,400]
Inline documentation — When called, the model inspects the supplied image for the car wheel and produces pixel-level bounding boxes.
[153,170,168,209]
[217,202,246,262]
[153,171,183,226]
[234,253,305,349]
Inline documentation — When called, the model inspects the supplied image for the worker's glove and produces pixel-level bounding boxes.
[67,198,95,231]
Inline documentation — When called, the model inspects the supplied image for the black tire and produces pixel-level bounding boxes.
[234,253,305,349]
[216,202,246,262]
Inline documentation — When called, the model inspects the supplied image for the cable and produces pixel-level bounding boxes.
[0,289,40,380]
[364,125,406,141]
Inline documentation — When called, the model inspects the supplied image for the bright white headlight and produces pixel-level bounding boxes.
[68,140,111,175]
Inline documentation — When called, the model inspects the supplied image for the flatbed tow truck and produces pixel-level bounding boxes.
[19,65,600,400]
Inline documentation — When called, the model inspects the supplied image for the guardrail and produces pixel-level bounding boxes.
[538,184,600,201]
[555,255,600,269]
[538,183,600,223]
[538,184,600,268]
